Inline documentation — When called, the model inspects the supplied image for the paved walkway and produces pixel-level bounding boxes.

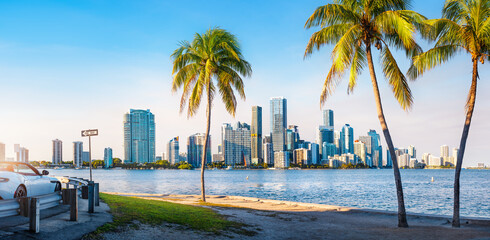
[0,198,112,240]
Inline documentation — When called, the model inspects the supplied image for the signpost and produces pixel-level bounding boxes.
[81,129,98,181]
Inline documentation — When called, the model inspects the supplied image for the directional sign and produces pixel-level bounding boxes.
[81,129,99,137]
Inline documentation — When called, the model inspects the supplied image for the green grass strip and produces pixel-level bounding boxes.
[87,193,253,237]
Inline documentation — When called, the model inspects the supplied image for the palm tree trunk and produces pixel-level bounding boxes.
[201,85,212,202]
[452,59,478,227]
[366,44,408,227]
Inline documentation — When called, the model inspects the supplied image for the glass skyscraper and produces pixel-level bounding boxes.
[104,147,113,168]
[52,139,62,165]
[322,109,334,129]
[167,137,180,164]
[368,130,382,167]
[73,141,83,167]
[270,97,287,152]
[251,106,262,163]
[124,109,156,163]
[187,133,211,167]
[340,124,354,154]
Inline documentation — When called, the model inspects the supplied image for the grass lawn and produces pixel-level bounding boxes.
[87,193,254,238]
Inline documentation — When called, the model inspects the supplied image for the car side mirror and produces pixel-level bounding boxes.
[42,170,49,175]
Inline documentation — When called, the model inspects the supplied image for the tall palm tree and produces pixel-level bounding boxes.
[410,0,489,227]
[171,28,252,202]
[304,0,426,227]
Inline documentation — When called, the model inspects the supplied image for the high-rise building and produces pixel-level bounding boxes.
[367,130,382,168]
[14,144,29,163]
[187,133,211,167]
[0,142,5,162]
[293,148,309,165]
[222,122,251,166]
[309,143,319,165]
[286,125,299,152]
[124,109,156,164]
[452,148,459,163]
[82,151,90,163]
[354,140,366,165]
[440,145,449,158]
[263,142,274,165]
[73,141,83,167]
[408,145,416,159]
[251,106,263,163]
[317,126,334,156]
[334,130,340,154]
[167,137,180,165]
[274,151,289,168]
[270,97,287,152]
[104,147,113,168]
[340,124,354,154]
[322,109,334,129]
[322,142,336,161]
[52,139,62,165]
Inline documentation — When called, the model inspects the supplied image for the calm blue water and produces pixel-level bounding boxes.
[48,168,489,218]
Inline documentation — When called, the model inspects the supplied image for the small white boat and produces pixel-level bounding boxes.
[431,177,434,182]
[226,166,233,170]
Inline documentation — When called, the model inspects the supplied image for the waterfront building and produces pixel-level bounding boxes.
[14,144,29,163]
[334,131,340,154]
[52,139,62,165]
[187,133,211,167]
[408,145,416,159]
[155,156,162,161]
[322,109,334,129]
[421,153,431,165]
[286,125,300,152]
[274,151,289,168]
[221,122,251,166]
[212,153,223,163]
[309,143,319,165]
[322,142,337,161]
[251,106,263,163]
[353,140,366,165]
[397,153,410,168]
[0,142,5,162]
[409,158,418,168]
[73,141,83,167]
[340,124,354,154]
[385,149,393,167]
[452,148,459,159]
[82,151,90,163]
[270,97,287,152]
[429,156,442,166]
[440,145,451,165]
[368,130,382,167]
[167,137,180,165]
[124,109,155,164]
[104,147,113,168]
[263,142,274,165]
[293,148,309,165]
[317,126,334,156]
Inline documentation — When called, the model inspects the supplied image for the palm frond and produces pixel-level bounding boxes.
[381,45,413,110]
[305,4,359,29]
[304,23,353,57]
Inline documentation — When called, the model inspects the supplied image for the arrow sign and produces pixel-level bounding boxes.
[81,129,99,137]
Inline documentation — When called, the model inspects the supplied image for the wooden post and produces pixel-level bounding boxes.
[69,188,78,221]
[94,183,99,206]
[62,189,70,205]
[29,198,40,233]
[88,181,94,213]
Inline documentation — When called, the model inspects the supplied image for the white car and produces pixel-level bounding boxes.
[0,162,61,200]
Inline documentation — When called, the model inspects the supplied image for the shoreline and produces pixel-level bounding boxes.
[98,192,490,239]
[104,192,490,222]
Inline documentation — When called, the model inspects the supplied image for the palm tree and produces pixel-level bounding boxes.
[304,0,426,227]
[171,28,252,202]
[410,0,489,227]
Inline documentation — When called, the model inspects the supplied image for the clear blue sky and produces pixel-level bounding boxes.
[0,0,488,167]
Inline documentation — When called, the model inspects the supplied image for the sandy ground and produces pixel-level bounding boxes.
[99,192,490,240]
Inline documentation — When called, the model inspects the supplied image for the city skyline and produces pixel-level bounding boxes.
[0,0,489,167]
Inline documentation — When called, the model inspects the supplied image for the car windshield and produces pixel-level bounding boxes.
[0,163,39,176]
